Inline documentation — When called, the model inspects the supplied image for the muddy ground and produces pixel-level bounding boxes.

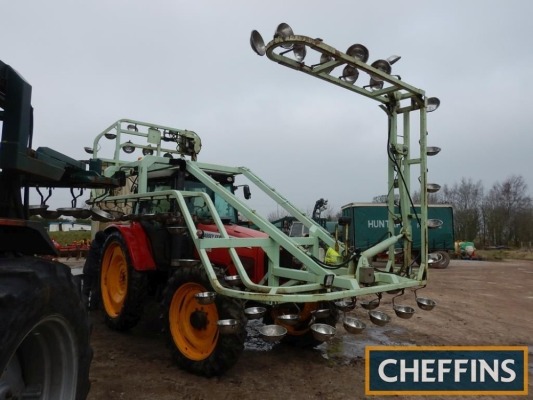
[73,259,533,399]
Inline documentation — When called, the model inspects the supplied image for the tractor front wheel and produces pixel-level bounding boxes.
[162,266,246,377]
[100,232,147,331]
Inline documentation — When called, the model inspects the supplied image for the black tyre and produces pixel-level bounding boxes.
[161,266,246,377]
[266,302,339,348]
[83,264,100,311]
[0,256,92,400]
[82,231,106,311]
[99,231,148,331]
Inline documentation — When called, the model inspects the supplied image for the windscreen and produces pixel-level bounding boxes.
[184,180,237,223]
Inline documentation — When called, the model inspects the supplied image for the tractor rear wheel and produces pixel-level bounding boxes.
[100,232,147,331]
[267,302,339,348]
[162,266,246,377]
[0,257,92,400]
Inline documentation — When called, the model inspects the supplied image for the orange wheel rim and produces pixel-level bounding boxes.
[101,242,128,317]
[169,282,219,361]
[272,302,317,336]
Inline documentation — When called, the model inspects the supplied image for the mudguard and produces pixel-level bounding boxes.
[198,222,268,283]
[104,222,156,271]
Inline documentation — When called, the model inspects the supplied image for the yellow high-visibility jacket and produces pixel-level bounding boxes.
[325,247,341,264]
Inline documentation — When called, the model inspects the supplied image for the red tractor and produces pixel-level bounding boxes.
[85,135,340,376]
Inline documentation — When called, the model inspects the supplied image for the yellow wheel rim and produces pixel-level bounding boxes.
[272,302,318,336]
[169,282,219,361]
[101,241,128,317]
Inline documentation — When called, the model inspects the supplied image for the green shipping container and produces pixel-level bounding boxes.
[341,203,455,252]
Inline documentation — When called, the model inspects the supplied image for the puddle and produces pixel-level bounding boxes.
[70,266,83,276]
[244,319,276,352]
[317,325,413,365]
[243,318,415,365]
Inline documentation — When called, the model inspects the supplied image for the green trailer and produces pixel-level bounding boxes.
[342,203,454,268]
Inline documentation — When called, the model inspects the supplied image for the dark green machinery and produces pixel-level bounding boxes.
[342,203,455,268]
[0,59,120,399]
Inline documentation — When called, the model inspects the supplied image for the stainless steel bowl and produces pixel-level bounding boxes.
[244,306,266,320]
[393,305,415,319]
[120,214,134,221]
[107,210,125,220]
[257,325,287,342]
[41,210,60,219]
[427,183,441,193]
[360,299,380,310]
[29,204,48,216]
[276,314,299,326]
[386,289,402,295]
[194,292,216,305]
[343,317,366,334]
[311,308,331,319]
[141,213,157,221]
[91,207,114,222]
[310,323,336,342]
[78,209,92,219]
[57,207,85,218]
[368,310,391,326]
[217,319,239,334]
[416,297,436,311]
[224,275,242,287]
[335,299,356,312]
[428,219,444,229]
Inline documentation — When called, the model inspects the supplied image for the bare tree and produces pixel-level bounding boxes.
[482,175,531,246]
[267,208,289,222]
[448,178,484,242]
[267,175,533,248]
[322,203,341,220]
[372,194,388,204]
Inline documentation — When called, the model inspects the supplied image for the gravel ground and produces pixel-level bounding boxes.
[62,258,533,399]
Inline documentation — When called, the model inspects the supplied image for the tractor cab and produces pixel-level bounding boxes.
[132,165,266,281]
[142,167,247,224]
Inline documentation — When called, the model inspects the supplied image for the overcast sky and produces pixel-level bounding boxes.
[2,1,532,217]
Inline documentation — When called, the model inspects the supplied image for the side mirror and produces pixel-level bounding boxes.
[233,184,252,200]
[243,185,251,200]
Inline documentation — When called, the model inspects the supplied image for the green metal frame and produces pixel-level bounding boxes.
[262,34,433,277]
[87,30,437,305]
[89,120,431,304]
